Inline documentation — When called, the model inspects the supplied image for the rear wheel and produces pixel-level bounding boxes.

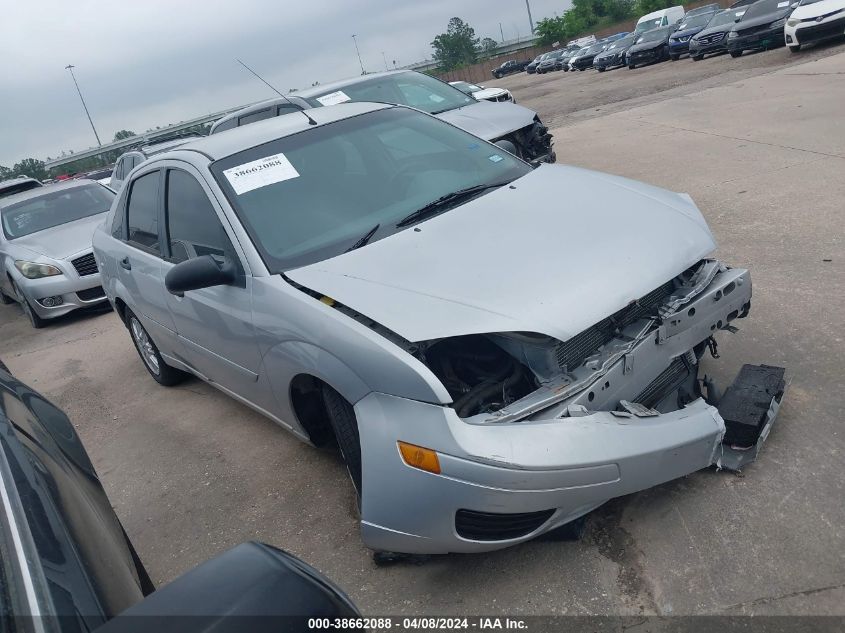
[598,67,605,72]
[12,282,45,329]
[126,309,187,386]
[730,50,742,58]
[628,64,636,69]
[670,54,679,61]
[322,384,363,507]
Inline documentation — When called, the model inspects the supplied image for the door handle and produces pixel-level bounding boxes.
[119,257,131,271]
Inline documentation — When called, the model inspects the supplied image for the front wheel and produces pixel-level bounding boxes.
[788,45,801,53]
[692,54,703,61]
[126,309,187,386]
[670,54,679,61]
[730,50,742,58]
[12,282,45,329]
[322,385,362,507]
[0,287,13,305]
[598,67,605,72]
[628,64,636,69]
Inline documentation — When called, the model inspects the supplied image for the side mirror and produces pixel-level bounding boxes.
[735,17,741,22]
[165,255,236,295]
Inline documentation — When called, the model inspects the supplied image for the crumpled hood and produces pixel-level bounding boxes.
[436,100,536,141]
[287,165,716,343]
[8,213,106,261]
[473,88,508,101]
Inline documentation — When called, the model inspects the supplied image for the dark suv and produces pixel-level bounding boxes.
[491,59,529,78]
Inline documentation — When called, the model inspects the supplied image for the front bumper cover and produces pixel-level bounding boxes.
[355,265,784,554]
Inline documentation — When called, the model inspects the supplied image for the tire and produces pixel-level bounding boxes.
[788,45,801,53]
[12,282,46,329]
[0,287,13,305]
[579,67,586,71]
[322,384,363,506]
[598,67,605,72]
[670,54,679,61]
[730,50,742,58]
[126,309,187,386]
[692,54,703,61]
[628,64,636,69]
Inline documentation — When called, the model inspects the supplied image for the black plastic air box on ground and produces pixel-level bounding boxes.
[719,364,786,448]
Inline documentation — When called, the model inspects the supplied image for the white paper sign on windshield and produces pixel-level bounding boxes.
[316,90,352,106]
[223,153,300,195]
[777,1,788,6]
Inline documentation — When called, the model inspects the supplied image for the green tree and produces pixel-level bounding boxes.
[536,15,568,45]
[0,165,12,180]
[10,158,48,181]
[478,37,499,58]
[113,129,136,141]
[431,17,480,70]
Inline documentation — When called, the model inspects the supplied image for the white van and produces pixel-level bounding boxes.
[635,6,685,32]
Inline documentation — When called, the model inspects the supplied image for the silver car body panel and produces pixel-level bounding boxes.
[92,104,780,554]
[287,164,715,343]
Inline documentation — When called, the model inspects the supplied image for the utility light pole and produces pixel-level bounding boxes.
[352,34,365,74]
[525,0,535,34]
[382,51,389,71]
[65,65,101,146]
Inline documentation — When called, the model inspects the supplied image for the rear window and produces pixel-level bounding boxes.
[0,180,42,200]
[1,184,114,239]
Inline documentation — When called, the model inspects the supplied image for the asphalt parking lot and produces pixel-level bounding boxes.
[2,43,844,616]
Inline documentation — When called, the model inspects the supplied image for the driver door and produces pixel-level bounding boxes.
[158,163,263,405]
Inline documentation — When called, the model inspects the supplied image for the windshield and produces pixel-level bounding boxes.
[304,73,474,115]
[708,10,739,26]
[636,17,664,32]
[586,43,605,54]
[211,107,531,272]
[677,13,716,30]
[742,0,786,19]
[611,35,638,48]
[0,180,42,200]
[637,27,670,43]
[1,184,114,239]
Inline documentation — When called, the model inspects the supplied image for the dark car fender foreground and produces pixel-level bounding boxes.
[0,362,359,630]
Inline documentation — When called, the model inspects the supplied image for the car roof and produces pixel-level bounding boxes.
[168,101,392,162]
[0,179,98,209]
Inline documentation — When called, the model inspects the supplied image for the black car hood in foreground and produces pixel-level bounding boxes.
[732,7,793,34]
[694,22,736,40]
[0,365,150,625]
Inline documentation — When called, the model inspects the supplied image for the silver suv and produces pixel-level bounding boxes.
[93,103,782,555]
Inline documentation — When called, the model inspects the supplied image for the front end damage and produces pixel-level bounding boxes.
[491,117,556,165]
[354,259,785,553]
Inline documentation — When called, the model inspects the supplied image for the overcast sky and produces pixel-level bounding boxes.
[0,0,571,167]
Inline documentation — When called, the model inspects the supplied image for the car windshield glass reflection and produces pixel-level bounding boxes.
[305,73,474,115]
[2,185,114,239]
[708,11,739,26]
[742,0,784,19]
[678,13,717,29]
[637,28,670,43]
[211,108,531,272]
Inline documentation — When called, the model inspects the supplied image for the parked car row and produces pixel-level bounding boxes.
[2,64,785,566]
[510,0,844,77]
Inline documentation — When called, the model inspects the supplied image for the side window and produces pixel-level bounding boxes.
[239,108,274,126]
[276,104,302,116]
[126,172,161,253]
[165,169,235,264]
[111,190,126,238]
[213,118,237,133]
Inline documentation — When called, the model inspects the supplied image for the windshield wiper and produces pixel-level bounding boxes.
[396,182,511,228]
[345,223,380,252]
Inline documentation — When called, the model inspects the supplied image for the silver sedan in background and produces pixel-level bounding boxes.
[0,180,114,328]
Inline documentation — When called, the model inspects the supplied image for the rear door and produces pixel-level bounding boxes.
[158,163,263,403]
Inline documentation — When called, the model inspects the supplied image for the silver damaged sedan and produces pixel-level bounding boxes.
[1,180,114,327]
[92,103,785,555]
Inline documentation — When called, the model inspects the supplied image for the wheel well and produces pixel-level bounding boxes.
[289,374,336,447]
[113,297,128,326]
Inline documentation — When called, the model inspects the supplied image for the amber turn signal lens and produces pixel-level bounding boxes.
[398,441,441,474]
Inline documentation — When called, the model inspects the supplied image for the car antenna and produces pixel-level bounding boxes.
[235,59,318,126]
